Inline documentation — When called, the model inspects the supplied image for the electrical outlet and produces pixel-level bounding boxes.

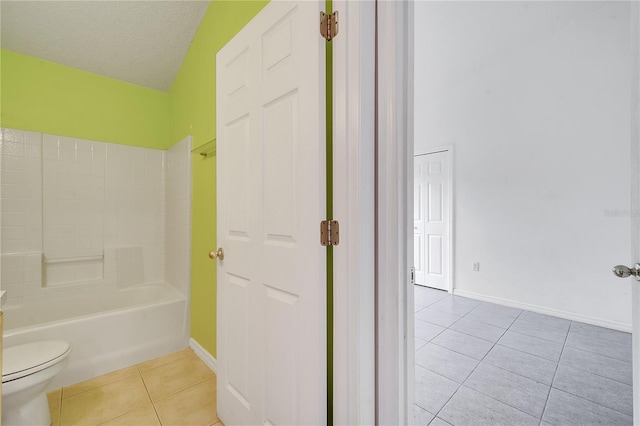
[472,262,480,272]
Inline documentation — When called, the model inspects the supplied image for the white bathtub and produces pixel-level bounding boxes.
[2,283,189,390]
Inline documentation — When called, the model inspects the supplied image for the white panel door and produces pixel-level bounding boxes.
[414,152,449,291]
[216,1,326,425]
[413,157,427,286]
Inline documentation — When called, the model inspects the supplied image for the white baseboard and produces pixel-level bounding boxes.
[190,337,217,373]
[453,289,632,333]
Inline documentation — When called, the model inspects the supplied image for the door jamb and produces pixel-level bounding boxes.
[375,0,413,423]
[332,0,376,424]
[414,146,454,295]
[333,0,412,423]
[630,1,640,422]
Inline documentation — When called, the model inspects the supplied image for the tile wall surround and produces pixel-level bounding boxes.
[0,128,191,305]
[165,136,192,297]
[1,129,44,303]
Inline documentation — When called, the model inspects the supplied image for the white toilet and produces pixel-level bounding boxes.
[2,341,71,426]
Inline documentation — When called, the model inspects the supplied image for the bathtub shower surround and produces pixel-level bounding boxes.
[165,136,192,297]
[0,128,174,303]
[1,129,43,302]
[0,128,192,298]
[42,134,106,285]
[44,133,167,289]
[0,128,192,387]
[2,282,186,389]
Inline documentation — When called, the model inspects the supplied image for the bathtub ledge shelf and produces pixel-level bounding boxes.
[44,255,104,264]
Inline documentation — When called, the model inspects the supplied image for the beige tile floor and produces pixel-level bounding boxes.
[47,348,223,426]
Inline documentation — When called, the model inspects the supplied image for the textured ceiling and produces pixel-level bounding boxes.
[1,1,209,92]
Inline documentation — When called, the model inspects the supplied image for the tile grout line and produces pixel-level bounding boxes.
[57,367,140,400]
[489,342,558,364]
[434,299,569,422]
[93,370,155,426]
[51,349,209,426]
[543,388,633,420]
[450,310,550,421]
[461,305,567,422]
[563,336,633,364]
[415,288,633,425]
[137,365,163,426]
[537,317,571,426]
[425,324,634,420]
[470,359,552,387]
[416,291,482,423]
[421,362,543,423]
[419,339,559,388]
[55,388,63,426]
[547,328,633,419]
[139,351,215,403]
[138,350,194,375]
[430,317,509,345]
[555,357,633,387]
[428,303,527,422]
[421,300,512,362]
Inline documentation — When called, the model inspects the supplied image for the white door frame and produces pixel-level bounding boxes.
[333,0,413,424]
[374,0,413,422]
[630,1,640,422]
[333,0,640,425]
[375,1,413,423]
[332,0,376,424]
[332,0,414,425]
[363,0,640,424]
[414,146,454,294]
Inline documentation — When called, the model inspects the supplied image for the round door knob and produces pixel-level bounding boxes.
[209,248,225,261]
[613,265,632,278]
[612,263,640,278]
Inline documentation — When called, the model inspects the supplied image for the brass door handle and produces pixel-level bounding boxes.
[209,248,224,261]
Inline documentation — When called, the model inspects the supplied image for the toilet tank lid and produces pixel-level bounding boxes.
[2,341,71,377]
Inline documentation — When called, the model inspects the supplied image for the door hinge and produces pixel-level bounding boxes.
[320,220,340,246]
[320,11,339,41]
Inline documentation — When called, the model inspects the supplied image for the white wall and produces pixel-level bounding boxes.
[165,135,192,297]
[414,1,633,329]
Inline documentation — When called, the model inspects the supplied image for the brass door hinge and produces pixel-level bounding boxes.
[320,11,339,41]
[320,220,340,246]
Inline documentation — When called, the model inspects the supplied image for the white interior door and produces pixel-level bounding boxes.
[216,1,326,424]
[413,157,427,286]
[414,152,450,291]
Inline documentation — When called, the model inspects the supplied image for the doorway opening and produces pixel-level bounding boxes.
[411,2,635,424]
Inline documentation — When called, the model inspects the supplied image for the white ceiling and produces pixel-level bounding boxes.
[1,1,210,92]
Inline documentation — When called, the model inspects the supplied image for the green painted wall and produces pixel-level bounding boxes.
[0,0,312,364]
[0,49,170,149]
[170,0,269,357]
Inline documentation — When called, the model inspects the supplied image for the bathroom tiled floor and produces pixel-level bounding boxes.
[47,348,223,426]
[414,285,633,426]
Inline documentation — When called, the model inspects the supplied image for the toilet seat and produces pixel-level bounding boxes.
[2,341,71,383]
